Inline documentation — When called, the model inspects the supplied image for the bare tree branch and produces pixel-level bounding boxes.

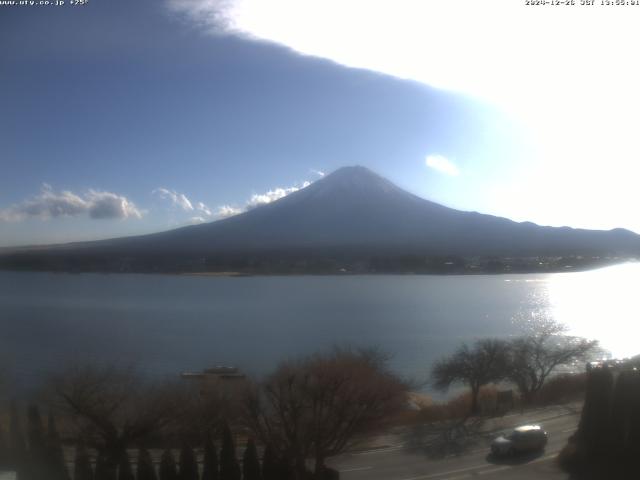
[242,347,408,477]
[431,339,509,415]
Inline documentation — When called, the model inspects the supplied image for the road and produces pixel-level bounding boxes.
[329,404,581,480]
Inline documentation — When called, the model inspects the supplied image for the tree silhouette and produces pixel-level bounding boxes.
[432,339,509,415]
[95,450,117,480]
[220,423,241,480]
[201,434,219,480]
[73,444,94,480]
[242,438,261,480]
[117,451,135,480]
[260,445,279,480]
[159,449,178,480]
[9,402,26,473]
[47,411,70,480]
[28,404,49,479]
[179,444,198,480]
[0,421,7,467]
[136,448,158,480]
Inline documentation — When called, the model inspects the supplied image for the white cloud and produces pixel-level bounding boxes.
[310,169,325,177]
[0,185,143,222]
[247,181,310,208]
[215,178,313,218]
[153,187,214,222]
[196,202,212,216]
[153,188,195,212]
[151,180,312,222]
[85,190,144,219]
[425,154,459,177]
[216,204,244,218]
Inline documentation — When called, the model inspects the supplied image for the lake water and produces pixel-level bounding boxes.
[1,263,638,392]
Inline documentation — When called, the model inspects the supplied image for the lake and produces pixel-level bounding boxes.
[1,263,638,392]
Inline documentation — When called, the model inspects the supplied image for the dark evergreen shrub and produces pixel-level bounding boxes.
[136,448,158,480]
[95,450,117,480]
[73,444,94,480]
[220,424,240,480]
[627,371,640,456]
[117,451,135,480]
[0,422,8,467]
[260,445,279,480]
[578,368,614,457]
[159,449,178,480]
[317,467,340,480]
[178,444,198,480]
[47,411,70,480]
[9,403,26,475]
[25,404,47,480]
[242,438,261,480]
[201,435,219,480]
[609,370,634,456]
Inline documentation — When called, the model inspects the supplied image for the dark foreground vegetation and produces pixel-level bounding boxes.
[0,322,602,479]
[0,348,407,480]
[558,357,640,479]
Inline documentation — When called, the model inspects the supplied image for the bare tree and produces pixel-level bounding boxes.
[53,365,181,474]
[171,378,239,444]
[243,347,408,479]
[507,321,597,404]
[431,339,509,415]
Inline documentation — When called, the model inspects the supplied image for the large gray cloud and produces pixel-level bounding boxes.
[0,185,143,222]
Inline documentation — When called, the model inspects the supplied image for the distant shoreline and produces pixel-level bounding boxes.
[182,271,253,277]
[1,258,637,277]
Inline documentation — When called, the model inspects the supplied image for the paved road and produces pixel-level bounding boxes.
[329,405,580,480]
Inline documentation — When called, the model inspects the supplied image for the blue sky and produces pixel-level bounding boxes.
[2,0,640,246]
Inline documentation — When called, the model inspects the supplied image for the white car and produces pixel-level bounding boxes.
[491,425,548,456]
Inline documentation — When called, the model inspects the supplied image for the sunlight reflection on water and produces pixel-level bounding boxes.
[542,262,640,359]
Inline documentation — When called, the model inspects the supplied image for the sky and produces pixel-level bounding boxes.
[2,0,640,246]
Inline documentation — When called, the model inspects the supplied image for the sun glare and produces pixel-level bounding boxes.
[546,262,640,359]
[188,0,640,233]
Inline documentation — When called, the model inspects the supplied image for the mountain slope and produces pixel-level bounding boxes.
[2,166,639,272]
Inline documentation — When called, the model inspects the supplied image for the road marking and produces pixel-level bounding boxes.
[528,453,557,464]
[339,466,373,473]
[501,407,554,419]
[397,452,558,480]
[477,466,510,475]
[399,463,495,480]
[351,445,404,455]
[561,428,576,433]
